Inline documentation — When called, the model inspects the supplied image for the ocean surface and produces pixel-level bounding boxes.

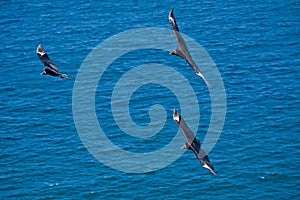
[1,0,299,199]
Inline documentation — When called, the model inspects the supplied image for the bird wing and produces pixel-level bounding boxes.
[185,56,210,86]
[168,9,197,69]
[36,45,59,72]
[184,53,200,73]
[168,8,179,32]
[40,54,59,73]
[41,54,59,73]
[178,116,197,147]
[173,109,196,148]
[198,149,217,175]
[190,138,216,175]
[168,8,189,55]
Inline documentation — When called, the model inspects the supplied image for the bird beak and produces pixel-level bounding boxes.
[169,50,176,55]
[41,71,46,75]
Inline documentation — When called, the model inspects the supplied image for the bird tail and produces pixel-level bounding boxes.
[196,72,210,87]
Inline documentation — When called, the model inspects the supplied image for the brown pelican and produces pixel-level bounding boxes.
[168,8,209,86]
[36,44,72,79]
[173,108,216,175]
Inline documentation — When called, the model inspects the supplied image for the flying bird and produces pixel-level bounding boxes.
[168,8,210,86]
[173,108,216,175]
[36,44,72,79]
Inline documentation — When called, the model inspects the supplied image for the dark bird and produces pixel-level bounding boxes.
[173,108,216,175]
[168,8,209,86]
[36,44,72,79]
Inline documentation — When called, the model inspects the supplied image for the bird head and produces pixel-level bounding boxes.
[169,50,177,55]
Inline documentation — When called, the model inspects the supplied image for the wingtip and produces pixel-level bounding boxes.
[202,163,217,175]
[173,108,177,113]
[196,72,210,87]
[210,170,217,175]
[210,168,217,175]
[36,44,41,53]
[173,108,180,122]
[169,8,175,20]
[36,44,45,55]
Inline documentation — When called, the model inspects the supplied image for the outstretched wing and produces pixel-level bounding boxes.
[198,149,217,175]
[186,57,210,86]
[36,44,59,73]
[173,108,196,148]
[168,8,179,32]
[168,8,187,54]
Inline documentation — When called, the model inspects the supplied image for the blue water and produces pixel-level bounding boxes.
[1,0,299,199]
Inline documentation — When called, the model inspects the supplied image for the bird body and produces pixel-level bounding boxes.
[168,8,210,86]
[36,44,72,79]
[173,108,217,175]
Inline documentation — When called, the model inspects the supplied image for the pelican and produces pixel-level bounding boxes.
[173,108,216,175]
[168,8,209,86]
[36,44,72,79]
